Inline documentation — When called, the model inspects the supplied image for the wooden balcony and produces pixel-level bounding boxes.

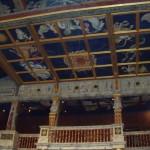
[37,124,125,149]
[17,134,39,149]
[125,131,150,149]
[2,125,150,149]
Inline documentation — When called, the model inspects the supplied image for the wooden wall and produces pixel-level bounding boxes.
[1,110,150,133]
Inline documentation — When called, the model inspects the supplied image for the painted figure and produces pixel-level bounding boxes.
[58,20,81,35]
[84,17,105,33]
[0,2,11,15]
[38,23,57,38]
[15,29,32,41]
[26,0,42,10]
[141,13,150,23]
[10,45,51,80]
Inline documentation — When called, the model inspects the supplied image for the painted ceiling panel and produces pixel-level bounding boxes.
[140,13,150,29]
[0,30,12,45]
[139,34,150,48]
[58,19,82,37]
[65,40,86,53]
[9,27,33,42]
[117,51,136,63]
[118,64,136,75]
[0,0,149,17]
[115,35,136,50]
[43,43,65,56]
[0,5,150,84]
[83,17,107,34]
[19,73,37,82]
[113,13,136,31]
[34,23,59,39]
[10,62,30,72]
[0,0,16,15]
[51,58,68,69]
[35,71,52,81]
[76,70,93,78]
[88,38,110,52]
[57,70,74,79]
[95,67,113,77]
[1,48,22,60]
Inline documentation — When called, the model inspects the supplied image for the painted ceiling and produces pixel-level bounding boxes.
[0,1,150,84]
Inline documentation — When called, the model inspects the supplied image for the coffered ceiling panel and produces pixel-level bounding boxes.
[0,2,150,84]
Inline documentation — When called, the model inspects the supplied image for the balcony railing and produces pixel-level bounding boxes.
[17,134,39,149]
[37,124,125,149]
[125,131,150,148]
[49,126,112,143]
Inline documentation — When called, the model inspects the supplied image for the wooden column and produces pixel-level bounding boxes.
[49,97,60,127]
[6,101,19,130]
[113,94,122,124]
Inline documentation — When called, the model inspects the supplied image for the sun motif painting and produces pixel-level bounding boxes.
[64,50,96,72]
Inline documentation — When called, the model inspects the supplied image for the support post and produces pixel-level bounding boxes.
[113,94,122,124]
[49,97,60,127]
[6,101,19,130]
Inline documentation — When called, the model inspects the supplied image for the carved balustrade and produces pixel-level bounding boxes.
[125,131,150,148]
[37,124,125,149]
[49,126,112,143]
[17,134,39,149]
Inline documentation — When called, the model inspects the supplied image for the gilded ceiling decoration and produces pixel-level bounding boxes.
[0,1,149,84]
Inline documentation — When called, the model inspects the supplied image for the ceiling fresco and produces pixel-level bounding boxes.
[0,0,150,17]
[0,9,150,84]
[0,0,114,16]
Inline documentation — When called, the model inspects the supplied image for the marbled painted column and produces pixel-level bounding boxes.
[6,101,19,130]
[113,94,122,124]
[49,97,60,127]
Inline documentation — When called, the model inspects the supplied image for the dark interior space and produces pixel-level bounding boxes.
[1,98,150,133]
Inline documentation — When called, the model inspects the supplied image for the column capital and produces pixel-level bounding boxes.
[51,97,60,101]
[113,94,121,99]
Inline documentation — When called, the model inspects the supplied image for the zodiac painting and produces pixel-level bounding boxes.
[121,64,149,74]
[83,17,106,34]
[25,0,42,10]
[9,27,32,42]
[64,50,96,72]
[0,1,15,15]
[140,12,150,29]
[8,45,51,80]
[46,0,79,6]
[58,20,82,36]
[35,22,58,39]
[64,40,97,72]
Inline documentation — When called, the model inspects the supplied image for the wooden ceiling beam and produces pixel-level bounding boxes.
[27,25,59,83]
[80,19,97,79]
[0,52,22,84]
[106,14,118,79]
[54,22,78,80]
[136,12,140,76]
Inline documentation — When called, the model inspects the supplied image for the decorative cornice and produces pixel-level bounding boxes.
[0,2,150,28]
[0,76,150,102]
